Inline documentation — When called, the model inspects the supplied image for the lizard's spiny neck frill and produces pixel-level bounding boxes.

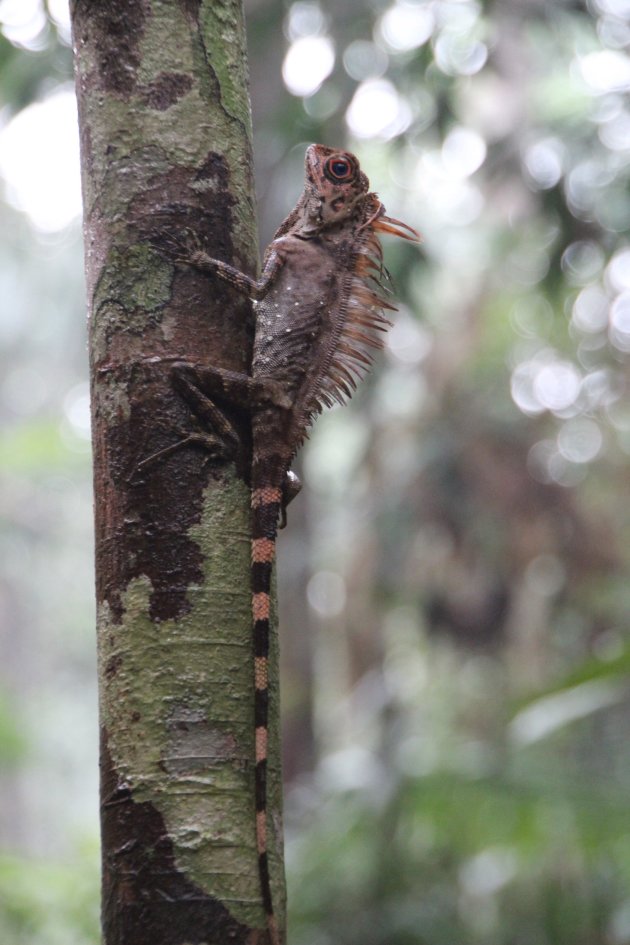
[296,197,420,435]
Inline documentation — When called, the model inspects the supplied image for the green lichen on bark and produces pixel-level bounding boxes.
[98,475,281,927]
[97,244,172,315]
[198,0,254,129]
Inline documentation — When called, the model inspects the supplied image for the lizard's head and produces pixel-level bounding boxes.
[298,144,371,236]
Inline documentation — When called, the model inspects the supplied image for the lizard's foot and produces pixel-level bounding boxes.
[131,427,228,482]
[279,470,302,528]
[158,228,206,267]
[171,364,242,451]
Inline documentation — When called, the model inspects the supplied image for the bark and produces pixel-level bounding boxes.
[70,1,285,942]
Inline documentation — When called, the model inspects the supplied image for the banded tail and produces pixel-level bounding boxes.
[251,476,283,945]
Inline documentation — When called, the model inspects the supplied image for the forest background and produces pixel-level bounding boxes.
[1,0,630,943]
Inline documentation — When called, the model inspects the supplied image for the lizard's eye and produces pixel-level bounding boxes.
[325,156,354,182]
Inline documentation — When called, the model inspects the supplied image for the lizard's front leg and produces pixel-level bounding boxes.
[181,244,284,302]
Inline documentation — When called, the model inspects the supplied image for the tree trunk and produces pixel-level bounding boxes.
[70,1,285,942]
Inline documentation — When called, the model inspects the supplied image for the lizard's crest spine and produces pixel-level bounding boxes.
[297,186,421,434]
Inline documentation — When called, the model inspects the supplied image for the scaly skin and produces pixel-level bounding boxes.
[171,144,419,945]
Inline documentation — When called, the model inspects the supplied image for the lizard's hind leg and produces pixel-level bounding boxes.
[133,427,229,477]
[133,364,245,478]
[173,363,291,412]
[172,364,243,454]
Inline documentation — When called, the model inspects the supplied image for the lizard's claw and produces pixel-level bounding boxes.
[279,470,302,527]
[130,426,228,483]
[155,228,205,266]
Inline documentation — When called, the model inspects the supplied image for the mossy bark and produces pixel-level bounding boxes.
[70,2,285,942]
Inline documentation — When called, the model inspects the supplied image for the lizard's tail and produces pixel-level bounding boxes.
[251,477,283,945]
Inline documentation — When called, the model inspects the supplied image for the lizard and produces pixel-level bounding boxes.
[165,144,419,945]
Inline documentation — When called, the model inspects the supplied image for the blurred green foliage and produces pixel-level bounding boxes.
[0,690,27,765]
[0,847,99,945]
[1,0,630,943]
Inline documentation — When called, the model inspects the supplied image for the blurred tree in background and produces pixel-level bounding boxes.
[1,1,629,943]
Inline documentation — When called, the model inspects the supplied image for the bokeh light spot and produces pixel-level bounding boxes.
[561,241,605,286]
[282,35,335,97]
[434,33,487,77]
[606,247,630,292]
[557,418,603,463]
[609,292,630,351]
[346,79,412,139]
[579,50,630,93]
[343,40,388,81]
[285,0,326,41]
[0,0,46,49]
[0,87,82,232]
[441,126,487,178]
[533,361,582,412]
[523,138,564,190]
[307,570,347,619]
[387,314,432,365]
[378,2,435,53]
[511,353,582,416]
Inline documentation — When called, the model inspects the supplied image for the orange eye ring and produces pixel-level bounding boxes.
[325,155,354,182]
